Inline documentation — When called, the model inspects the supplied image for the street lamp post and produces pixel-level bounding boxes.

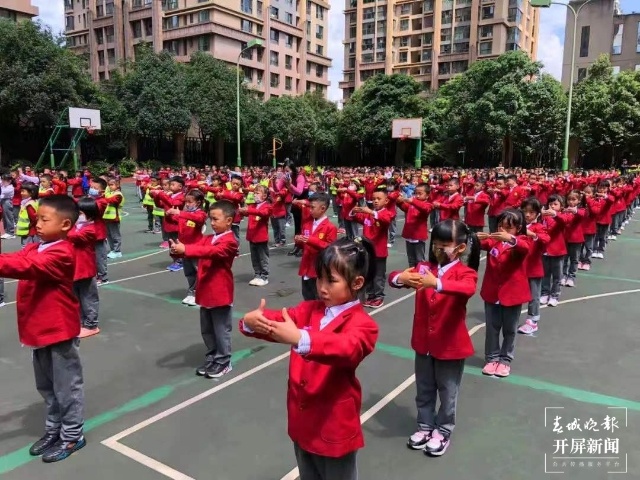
[236,39,264,167]
[531,0,596,172]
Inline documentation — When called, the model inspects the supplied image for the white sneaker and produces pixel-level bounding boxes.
[598,252,605,259]
[0,233,14,239]
[540,295,549,305]
[182,295,196,306]
[548,297,559,307]
[249,277,260,286]
[565,278,575,288]
[387,243,393,248]
[560,277,567,286]
[254,278,269,287]
[591,252,599,258]
[0,302,5,308]
[610,235,617,241]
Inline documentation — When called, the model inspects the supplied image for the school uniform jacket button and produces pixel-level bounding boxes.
[300,380,307,387]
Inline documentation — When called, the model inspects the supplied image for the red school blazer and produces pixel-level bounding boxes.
[67,222,98,281]
[0,240,80,348]
[239,300,378,458]
[398,198,432,241]
[389,261,478,359]
[242,201,273,243]
[183,231,238,308]
[524,222,550,279]
[437,192,464,221]
[480,236,532,306]
[351,208,394,258]
[298,216,338,279]
[464,191,490,227]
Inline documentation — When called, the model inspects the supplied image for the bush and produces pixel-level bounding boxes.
[85,160,112,177]
[118,158,138,177]
[141,160,162,173]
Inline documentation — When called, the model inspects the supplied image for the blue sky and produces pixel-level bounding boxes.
[32,0,639,102]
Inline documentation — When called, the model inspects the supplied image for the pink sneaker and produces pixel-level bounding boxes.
[518,319,538,335]
[159,241,169,249]
[583,263,591,271]
[482,361,499,376]
[577,262,584,270]
[79,327,100,338]
[494,363,511,377]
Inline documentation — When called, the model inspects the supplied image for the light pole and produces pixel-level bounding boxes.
[236,38,264,167]
[531,0,596,172]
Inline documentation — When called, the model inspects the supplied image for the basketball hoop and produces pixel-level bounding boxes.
[400,135,409,142]
[85,127,95,136]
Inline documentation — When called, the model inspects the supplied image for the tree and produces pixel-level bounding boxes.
[117,45,191,163]
[302,91,339,165]
[0,19,97,163]
[261,96,317,162]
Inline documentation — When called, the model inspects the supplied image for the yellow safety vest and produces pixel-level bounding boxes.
[103,190,124,220]
[143,187,155,206]
[16,200,37,237]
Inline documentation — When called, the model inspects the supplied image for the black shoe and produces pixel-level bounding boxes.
[196,361,213,376]
[205,363,232,379]
[29,432,60,456]
[41,437,86,463]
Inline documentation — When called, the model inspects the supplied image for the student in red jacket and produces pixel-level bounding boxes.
[477,208,532,377]
[540,195,572,307]
[350,185,394,308]
[518,198,550,335]
[293,192,338,300]
[68,197,100,338]
[463,179,490,233]
[432,178,464,221]
[240,237,378,480]
[578,185,601,270]
[0,195,86,463]
[167,189,208,307]
[390,219,480,457]
[486,176,507,233]
[238,184,273,287]
[397,182,433,267]
[592,180,615,259]
[152,176,186,271]
[269,177,288,247]
[561,190,586,287]
[169,200,238,379]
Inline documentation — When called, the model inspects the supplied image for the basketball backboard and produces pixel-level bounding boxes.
[69,107,102,130]
[392,118,422,139]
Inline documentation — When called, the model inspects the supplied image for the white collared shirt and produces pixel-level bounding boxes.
[211,229,233,244]
[312,216,327,233]
[37,239,63,253]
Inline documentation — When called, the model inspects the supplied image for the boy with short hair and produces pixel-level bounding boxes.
[151,176,186,271]
[88,178,111,285]
[0,195,86,463]
[104,177,124,259]
[238,184,272,286]
[293,192,338,300]
[170,200,238,379]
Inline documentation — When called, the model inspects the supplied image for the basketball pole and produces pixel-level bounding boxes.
[415,136,422,169]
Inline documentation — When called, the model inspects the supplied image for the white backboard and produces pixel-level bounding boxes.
[392,118,422,139]
[69,107,102,129]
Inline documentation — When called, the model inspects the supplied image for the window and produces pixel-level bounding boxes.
[316,25,323,39]
[453,42,469,53]
[422,32,432,45]
[577,67,587,82]
[399,51,408,62]
[612,66,620,76]
[96,29,104,45]
[440,28,451,42]
[507,7,521,23]
[377,21,386,34]
[257,1,262,15]
[270,29,279,43]
[241,0,252,14]
[421,49,431,62]
[106,26,115,43]
[400,19,409,31]
[144,18,153,36]
[285,34,293,48]
[316,64,323,77]
[198,36,210,51]
[361,53,373,63]
[376,37,385,49]
[480,25,493,38]
[285,12,293,24]
[376,51,385,61]
[241,19,253,33]
[579,26,590,58]
[107,48,116,65]
[285,55,292,69]
[270,73,280,88]
[612,24,623,55]
[162,0,178,10]
[96,4,104,17]
[479,41,492,55]
[454,7,471,22]
[240,42,252,59]
[65,15,74,30]
[400,37,408,47]
[316,44,323,55]
[442,0,453,9]
[270,6,278,18]
[270,51,279,66]
[440,44,451,54]
[438,62,450,75]
[349,25,356,37]
[441,10,452,24]
[423,0,433,12]
[377,6,386,18]
[637,22,640,53]
[400,4,410,15]
[98,50,105,66]
[454,25,470,40]
[363,23,374,35]
[198,10,210,22]
[132,21,142,38]
[452,60,468,74]
[481,6,494,19]
[363,8,374,20]
[106,1,114,15]
[316,5,324,19]
[285,76,292,91]
[163,16,179,30]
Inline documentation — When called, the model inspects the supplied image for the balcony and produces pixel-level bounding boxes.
[162,20,257,45]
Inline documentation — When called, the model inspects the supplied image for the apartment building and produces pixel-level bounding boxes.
[0,0,38,21]
[339,0,539,99]
[562,0,640,85]
[64,0,331,99]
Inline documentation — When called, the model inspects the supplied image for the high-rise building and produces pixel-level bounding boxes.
[0,0,38,22]
[339,0,539,100]
[562,0,640,86]
[64,0,331,99]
